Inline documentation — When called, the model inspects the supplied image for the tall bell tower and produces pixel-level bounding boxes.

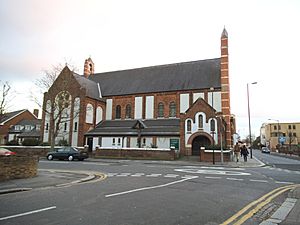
[83,57,94,78]
[220,28,232,147]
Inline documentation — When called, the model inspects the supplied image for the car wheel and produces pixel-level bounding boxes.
[68,155,74,161]
[47,154,53,160]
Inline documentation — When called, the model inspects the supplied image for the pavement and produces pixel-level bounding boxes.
[0,157,299,225]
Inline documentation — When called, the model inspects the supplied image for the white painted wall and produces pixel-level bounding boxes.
[180,93,189,113]
[208,91,221,112]
[92,137,99,150]
[101,137,127,148]
[193,93,205,103]
[134,96,143,119]
[145,96,154,119]
[106,99,112,120]
[71,97,80,147]
[184,113,218,145]
[96,106,103,124]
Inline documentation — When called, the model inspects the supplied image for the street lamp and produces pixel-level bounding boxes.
[247,82,257,159]
[210,87,215,164]
[268,118,280,148]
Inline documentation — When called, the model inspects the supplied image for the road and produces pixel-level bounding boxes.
[0,153,299,225]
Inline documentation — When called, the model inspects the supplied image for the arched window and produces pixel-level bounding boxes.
[210,119,215,132]
[115,105,121,119]
[187,120,192,133]
[96,106,103,124]
[198,115,203,129]
[85,103,94,123]
[169,101,176,117]
[158,102,164,118]
[125,104,132,119]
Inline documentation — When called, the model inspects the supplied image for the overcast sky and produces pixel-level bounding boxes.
[1,0,299,138]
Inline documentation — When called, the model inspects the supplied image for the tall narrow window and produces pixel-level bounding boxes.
[112,138,115,145]
[158,102,164,118]
[198,115,203,129]
[187,120,192,133]
[64,123,67,132]
[115,105,121,119]
[46,123,49,131]
[125,104,132,119]
[210,119,215,132]
[169,101,176,117]
[74,122,78,132]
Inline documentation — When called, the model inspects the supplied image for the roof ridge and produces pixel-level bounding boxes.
[89,58,221,76]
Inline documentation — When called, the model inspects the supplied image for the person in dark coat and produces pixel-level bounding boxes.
[240,144,249,162]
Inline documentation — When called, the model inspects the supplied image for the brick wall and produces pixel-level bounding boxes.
[0,156,38,181]
[201,150,231,162]
[93,148,177,160]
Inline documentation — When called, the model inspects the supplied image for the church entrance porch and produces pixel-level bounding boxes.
[191,134,213,157]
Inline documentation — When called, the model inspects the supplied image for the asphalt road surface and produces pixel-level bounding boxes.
[0,153,299,225]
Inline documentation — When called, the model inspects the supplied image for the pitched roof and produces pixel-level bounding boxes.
[73,73,105,101]
[0,109,27,125]
[85,119,180,136]
[88,58,221,97]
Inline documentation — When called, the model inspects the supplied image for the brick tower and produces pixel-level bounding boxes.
[220,28,232,147]
[84,57,94,78]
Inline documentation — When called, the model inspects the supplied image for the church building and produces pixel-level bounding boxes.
[41,28,235,158]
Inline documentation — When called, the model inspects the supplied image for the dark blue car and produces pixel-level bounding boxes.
[47,147,88,161]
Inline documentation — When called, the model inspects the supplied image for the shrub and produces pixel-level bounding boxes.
[6,139,19,146]
[58,139,69,146]
[22,138,40,146]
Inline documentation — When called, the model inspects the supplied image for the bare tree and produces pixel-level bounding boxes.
[0,81,11,120]
[33,63,79,149]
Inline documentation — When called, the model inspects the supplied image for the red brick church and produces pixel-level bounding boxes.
[41,28,236,158]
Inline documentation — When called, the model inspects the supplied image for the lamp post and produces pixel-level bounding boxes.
[247,82,257,159]
[268,119,280,148]
[210,87,215,164]
[217,115,224,164]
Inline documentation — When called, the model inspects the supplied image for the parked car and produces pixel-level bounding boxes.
[261,147,270,154]
[0,148,16,156]
[47,147,88,161]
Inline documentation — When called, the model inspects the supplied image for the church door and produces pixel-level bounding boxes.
[192,135,212,157]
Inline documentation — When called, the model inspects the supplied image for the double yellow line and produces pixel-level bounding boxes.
[221,184,300,225]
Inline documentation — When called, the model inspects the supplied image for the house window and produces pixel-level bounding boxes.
[293,133,297,137]
[274,125,277,130]
[158,103,164,118]
[288,125,292,129]
[115,105,121,119]
[169,102,176,117]
[210,119,215,132]
[142,138,146,147]
[74,122,78,132]
[117,138,121,145]
[15,125,20,131]
[198,115,203,129]
[187,120,191,133]
[36,125,41,131]
[45,123,49,131]
[125,104,132,119]
[25,125,31,131]
[112,138,115,145]
[98,137,102,147]
[86,103,94,123]
[278,125,281,130]
[293,125,296,129]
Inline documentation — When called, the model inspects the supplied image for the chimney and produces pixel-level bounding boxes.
[83,57,94,78]
[33,109,39,118]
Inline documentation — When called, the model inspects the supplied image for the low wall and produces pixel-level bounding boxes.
[0,156,39,181]
[0,146,84,157]
[93,147,177,160]
[201,150,232,162]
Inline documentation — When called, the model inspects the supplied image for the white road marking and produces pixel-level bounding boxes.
[250,179,268,183]
[226,178,244,181]
[146,174,162,177]
[131,173,145,177]
[0,206,56,221]
[105,177,197,198]
[116,173,131,177]
[82,162,110,166]
[175,168,251,176]
[106,173,118,177]
[275,181,294,184]
[205,176,222,179]
[164,174,179,178]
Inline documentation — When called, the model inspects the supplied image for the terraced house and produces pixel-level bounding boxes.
[41,28,235,159]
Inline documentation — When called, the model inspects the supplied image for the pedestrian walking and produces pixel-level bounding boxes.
[233,142,240,162]
[240,144,249,162]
